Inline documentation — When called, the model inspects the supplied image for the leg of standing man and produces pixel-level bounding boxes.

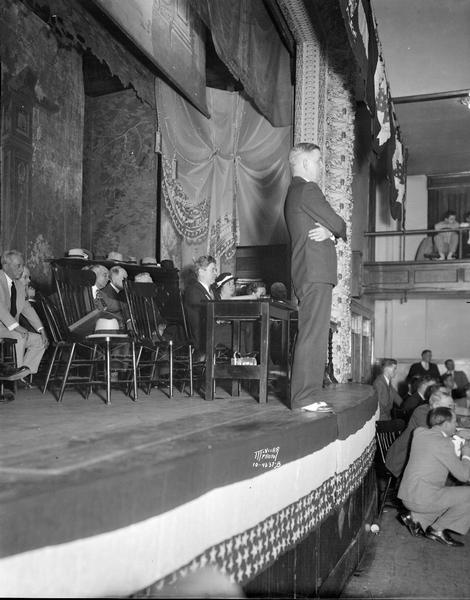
[290,282,332,409]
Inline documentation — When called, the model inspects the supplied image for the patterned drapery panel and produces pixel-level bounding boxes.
[157,81,291,268]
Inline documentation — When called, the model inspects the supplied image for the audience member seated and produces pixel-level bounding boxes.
[400,375,436,423]
[459,211,470,258]
[0,250,48,381]
[101,266,128,328]
[441,358,468,399]
[183,255,217,360]
[440,371,457,399]
[386,387,454,479]
[270,282,288,301]
[245,281,267,297]
[373,358,403,421]
[406,349,441,382]
[89,265,110,310]
[434,210,459,260]
[397,407,470,546]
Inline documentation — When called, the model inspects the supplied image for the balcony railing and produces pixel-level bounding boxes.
[361,227,470,299]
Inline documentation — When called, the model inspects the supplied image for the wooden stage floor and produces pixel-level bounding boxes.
[0,382,374,491]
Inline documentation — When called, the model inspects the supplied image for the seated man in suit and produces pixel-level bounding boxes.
[398,407,470,546]
[373,358,403,421]
[401,375,437,423]
[183,255,217,360]
[442,358,469,399]
[0,250,48,379]
[386,387,453,479]
[101,266,128,328]
[89,264,110,310]
[406,349,441,383]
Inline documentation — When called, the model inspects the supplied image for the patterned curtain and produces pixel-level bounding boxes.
[157,81,291,268]
[189,0,292,127]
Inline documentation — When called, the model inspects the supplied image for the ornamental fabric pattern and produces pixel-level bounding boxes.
[281,0,355,383]
[138,438,375,594]
[157,79,291,267]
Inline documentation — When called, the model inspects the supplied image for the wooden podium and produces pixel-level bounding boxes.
[204,298,297,403]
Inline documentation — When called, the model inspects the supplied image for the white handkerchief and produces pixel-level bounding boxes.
[302,401,333,412]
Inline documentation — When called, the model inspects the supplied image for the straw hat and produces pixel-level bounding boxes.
[87,317,127,339]
[66,248,89,259]
[107,251,124,262]
[141,256,159,266]
[134,272,153,283]
[215,272,235,289]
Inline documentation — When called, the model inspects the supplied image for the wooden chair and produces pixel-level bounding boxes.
[50,264,137,404]
[123,280,175,396]
[38,294,95,397]
[375,419,405,517]
[159,286,206,395]
[0,339,17,401]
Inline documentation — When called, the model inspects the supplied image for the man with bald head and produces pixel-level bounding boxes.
[284,142,346,409]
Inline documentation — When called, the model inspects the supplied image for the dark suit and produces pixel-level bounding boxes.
[284,176,346,407]
[183,281,213,353]
[372,374,403,420]
[401,391,427,422]
[442,370,469,398]
[398,427,470,534]
[0,271,46,373]
[101,283,126,327]
[385,403,429,478]
[406,361,440,382]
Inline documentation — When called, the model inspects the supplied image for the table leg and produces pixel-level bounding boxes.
[259,305,269,403]
[205,303,215,400]
[105,340,111,405]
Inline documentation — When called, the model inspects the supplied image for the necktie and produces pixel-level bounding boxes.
[10,281,17,317]
[95,289,107,311]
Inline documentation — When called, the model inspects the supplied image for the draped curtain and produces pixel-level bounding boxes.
[189,0,292,127]
[157,81,292,267]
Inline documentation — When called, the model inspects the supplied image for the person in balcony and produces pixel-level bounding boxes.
[434,210,460,260]
[459,212,470,258]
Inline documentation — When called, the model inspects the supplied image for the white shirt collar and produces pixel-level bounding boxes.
[4,272,13,288]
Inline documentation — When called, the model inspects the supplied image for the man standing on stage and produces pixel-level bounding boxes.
[284,142,346,409]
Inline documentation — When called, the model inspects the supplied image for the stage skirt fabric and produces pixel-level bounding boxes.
[0,393,378,597]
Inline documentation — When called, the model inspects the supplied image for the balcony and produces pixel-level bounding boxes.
[361,228,470,299]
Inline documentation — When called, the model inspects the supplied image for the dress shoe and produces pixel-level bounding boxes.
[0,389,15,403]
[1,366,31,381]
[425,526,464,547]
[398,511,424,537]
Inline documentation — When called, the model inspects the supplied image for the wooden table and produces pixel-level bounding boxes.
[204,298,297,402]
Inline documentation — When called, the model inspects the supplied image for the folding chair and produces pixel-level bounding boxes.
[375,419,405,517]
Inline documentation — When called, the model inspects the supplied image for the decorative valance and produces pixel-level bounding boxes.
[21,0,156,107]
[189,0,293,127]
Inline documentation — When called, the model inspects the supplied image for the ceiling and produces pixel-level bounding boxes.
[373,0,470,176]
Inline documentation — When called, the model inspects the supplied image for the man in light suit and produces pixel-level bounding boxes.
[398,407,470,546]
[0,250,48,378]
[284,142,346,409]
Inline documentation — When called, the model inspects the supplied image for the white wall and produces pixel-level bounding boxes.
[375,297,470,361]
[403,175,428,260]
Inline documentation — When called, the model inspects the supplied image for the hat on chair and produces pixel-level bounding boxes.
[66,248,89,259]
[88,317,127,338]
[107,251,124,262]
[141,256,159,266]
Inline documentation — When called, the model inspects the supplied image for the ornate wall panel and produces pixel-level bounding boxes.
[278,0,356,382]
